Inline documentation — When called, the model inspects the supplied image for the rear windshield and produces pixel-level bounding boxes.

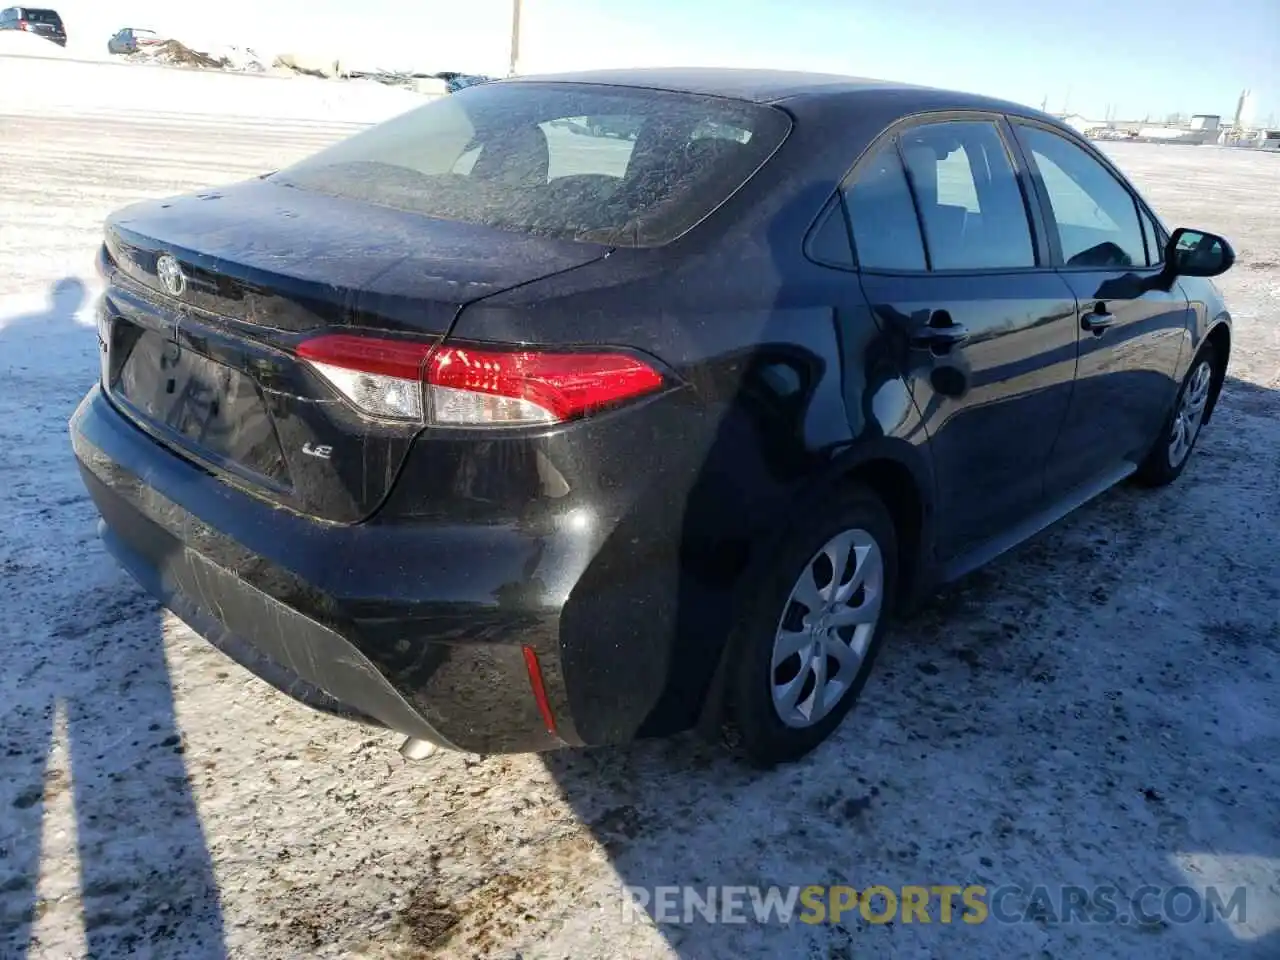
[272,81,791,247]
[23,8,61,23]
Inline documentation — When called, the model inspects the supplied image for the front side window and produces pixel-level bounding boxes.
[1016,125,1146,269]
[843,139,927,271]
[1139,209,1156,265]
[898,121,1036,270]
[273,82,790,247]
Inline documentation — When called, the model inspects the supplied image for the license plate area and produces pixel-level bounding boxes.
[112,323,292,489]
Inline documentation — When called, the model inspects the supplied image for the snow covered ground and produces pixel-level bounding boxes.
[0,31,110,61]
[0,44,427,124]
[1,58,1278,959]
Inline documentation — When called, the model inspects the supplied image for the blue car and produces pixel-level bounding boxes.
[107,26,161,55]
[434,71,494,93]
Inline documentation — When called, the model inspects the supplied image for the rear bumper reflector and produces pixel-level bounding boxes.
[522,645,557,735]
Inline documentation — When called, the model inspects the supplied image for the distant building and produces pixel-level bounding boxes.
[1064,109,1242,147]
[1057,114,1098,135]
[1137,126,1189,140]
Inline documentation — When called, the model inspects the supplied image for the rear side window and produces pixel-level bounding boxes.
[844,140,927,271]
[273,82,790,247]
[806,198,854,269]
[898,121,1035,270]
[1016,125,1146,268]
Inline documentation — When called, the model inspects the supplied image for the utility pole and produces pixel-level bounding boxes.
[509,0,522,77]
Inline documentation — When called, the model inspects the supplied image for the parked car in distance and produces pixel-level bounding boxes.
[0,6,66,46]
[433,70,494,93]
[1088,127,1139,141]
[107,27,162,55]
[72,69,1236,768]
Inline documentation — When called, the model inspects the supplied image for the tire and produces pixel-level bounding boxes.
[1135,343,1217,487]
[724,486,898,768]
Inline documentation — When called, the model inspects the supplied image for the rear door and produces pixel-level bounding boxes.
[1009,121,1188,496]
[848,116,1079,560]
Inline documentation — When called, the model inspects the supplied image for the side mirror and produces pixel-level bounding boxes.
[1165,227,1235,278]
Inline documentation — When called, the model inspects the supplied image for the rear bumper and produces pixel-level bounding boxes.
[71,385,583,754]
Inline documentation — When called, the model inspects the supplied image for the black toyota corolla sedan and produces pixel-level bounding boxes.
[71,69,1235,767]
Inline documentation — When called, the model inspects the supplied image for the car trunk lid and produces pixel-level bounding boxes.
[99,177,610,523]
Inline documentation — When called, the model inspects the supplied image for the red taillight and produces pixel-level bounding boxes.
[17,19,28,30]
[426,345,664,425]
[295,334,665,426]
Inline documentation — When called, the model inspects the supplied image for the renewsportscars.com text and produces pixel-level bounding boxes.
[621,883,1248,927]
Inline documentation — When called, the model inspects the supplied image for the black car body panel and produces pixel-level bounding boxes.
[72,69,1233,754]
[105,178,611,333]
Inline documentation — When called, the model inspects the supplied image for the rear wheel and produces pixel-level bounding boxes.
[1136,344,1216,487]
[724,487,897,767]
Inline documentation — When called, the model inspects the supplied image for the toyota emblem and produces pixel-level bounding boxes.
[157,254,187,297]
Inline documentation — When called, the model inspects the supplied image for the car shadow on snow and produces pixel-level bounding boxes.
[540,344,1279,959]
[0,278,226,959]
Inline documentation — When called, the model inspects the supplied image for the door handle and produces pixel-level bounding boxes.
[1082,304,1116,335]
[910,310,970,351]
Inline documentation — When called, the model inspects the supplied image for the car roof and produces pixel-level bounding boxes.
[509,67,1041,117]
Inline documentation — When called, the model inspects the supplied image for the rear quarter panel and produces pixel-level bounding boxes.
[441,96,939,738]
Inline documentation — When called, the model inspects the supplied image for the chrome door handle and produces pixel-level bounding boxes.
[910,310,970,350]
[1082,305,1116,335]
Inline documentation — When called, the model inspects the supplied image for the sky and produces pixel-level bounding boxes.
[49,0,1279,123]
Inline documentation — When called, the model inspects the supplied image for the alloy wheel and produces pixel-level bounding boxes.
[1168,359,1212,468]
[770,528,884,728]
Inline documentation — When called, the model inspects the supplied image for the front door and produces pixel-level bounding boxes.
[1010,122,1189,496]
[845,118,1079,560]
